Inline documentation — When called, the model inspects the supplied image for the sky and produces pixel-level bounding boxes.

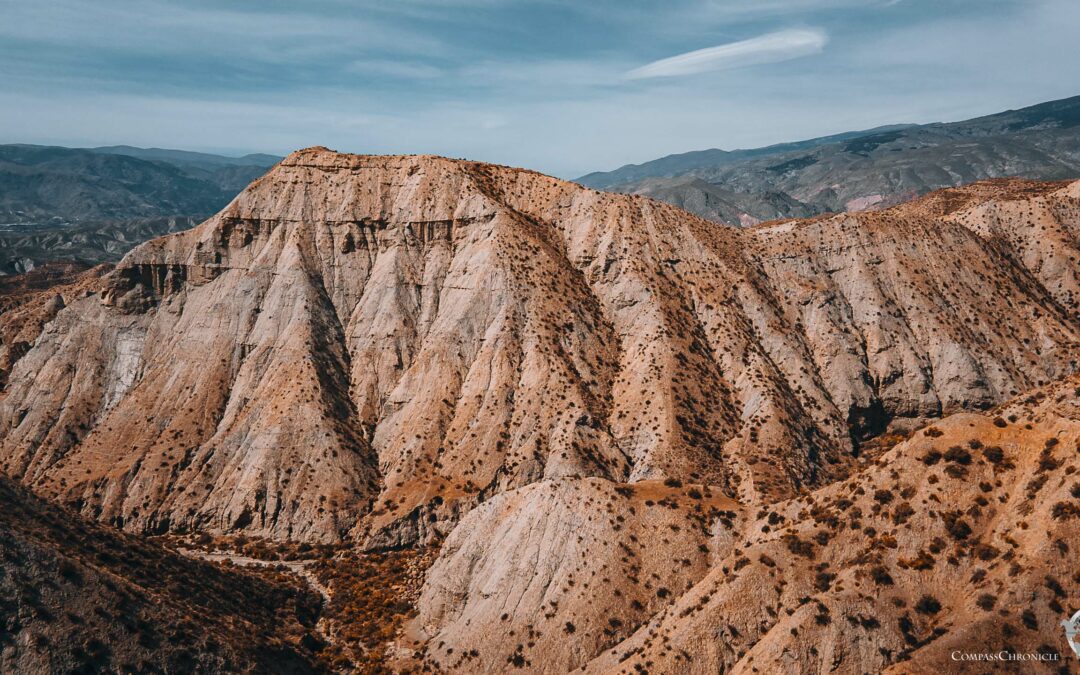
[1,0,1078,178]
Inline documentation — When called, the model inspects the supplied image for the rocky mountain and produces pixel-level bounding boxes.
[579,94,1080,226]
[0,475,321,673]
[1,149,1078,671]
[0,144,278,273]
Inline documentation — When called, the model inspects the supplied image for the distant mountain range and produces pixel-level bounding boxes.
[0,144,280,273]
[3,95,1080,274]
[578,94,1080,225]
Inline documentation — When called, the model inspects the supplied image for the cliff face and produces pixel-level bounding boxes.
[1,149,1078,548]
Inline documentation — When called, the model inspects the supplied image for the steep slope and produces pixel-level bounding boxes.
[406,376,1080,673]
[0,262,108,389]
[579,95,1080,225]
[0,475,320,673]
[895,178,1080,315]
[0,150,1077,552]
[579,374,1080,674]
[409,478,738,673]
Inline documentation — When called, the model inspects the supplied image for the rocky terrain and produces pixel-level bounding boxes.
[0,149,1078,672]
[579,95,1080,226]
[0,261,109,390]
[411,375,1080,673]
[0,475,321,673]
[0,144,277,273]
[578,374,1080,674]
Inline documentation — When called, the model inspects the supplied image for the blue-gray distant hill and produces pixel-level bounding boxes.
[0,145,280,273]
[578,94,1080,225]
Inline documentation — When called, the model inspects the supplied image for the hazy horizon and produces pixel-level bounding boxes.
[3,0,1079,178]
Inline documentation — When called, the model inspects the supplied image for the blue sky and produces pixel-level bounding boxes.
[1,0,1078,177]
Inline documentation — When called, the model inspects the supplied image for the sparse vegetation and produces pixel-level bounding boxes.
[310,546,438,672]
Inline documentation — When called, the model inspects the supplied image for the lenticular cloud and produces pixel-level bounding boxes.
[626,28,828,79]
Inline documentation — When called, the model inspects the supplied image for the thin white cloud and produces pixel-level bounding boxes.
[625,29,828,80]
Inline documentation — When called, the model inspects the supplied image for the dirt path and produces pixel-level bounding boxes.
[179,549,336,642]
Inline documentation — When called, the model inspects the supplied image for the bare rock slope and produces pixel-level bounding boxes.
[1,149,1078,551]
[410,375,1080,673]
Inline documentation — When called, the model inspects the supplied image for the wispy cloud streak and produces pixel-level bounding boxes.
[625,29,828,79]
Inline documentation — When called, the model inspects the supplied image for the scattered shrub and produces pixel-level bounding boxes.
[873,489,894,504]
[915,595,941,615]
[869,566,894,586]
[943,446,972,465]
[1021,610,1038,630]
[982,446,1005,465]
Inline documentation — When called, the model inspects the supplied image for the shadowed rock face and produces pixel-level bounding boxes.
[1,149,1078,550]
